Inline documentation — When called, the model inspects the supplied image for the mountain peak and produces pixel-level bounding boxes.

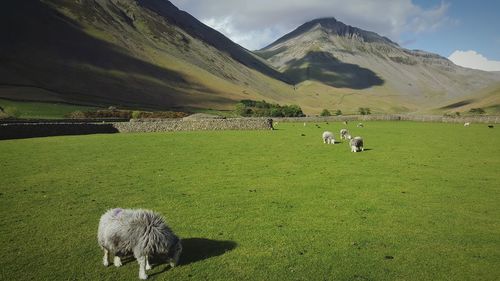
[262,17,397,50]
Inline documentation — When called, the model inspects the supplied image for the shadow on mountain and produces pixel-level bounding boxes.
[440,99,474,109]
[284,51,384,89]
[0,1,225,108]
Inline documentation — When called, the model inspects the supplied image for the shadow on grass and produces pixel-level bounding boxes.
[179,238,237,266]
[145,238,237,278]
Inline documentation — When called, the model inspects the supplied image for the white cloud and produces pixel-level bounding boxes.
[448,50,500,72]
[170,0,453,49]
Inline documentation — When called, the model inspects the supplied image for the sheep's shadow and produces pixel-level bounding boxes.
[179,238,237,266]
[147,238,237,277]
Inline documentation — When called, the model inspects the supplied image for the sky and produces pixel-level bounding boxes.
[169,0,500,71]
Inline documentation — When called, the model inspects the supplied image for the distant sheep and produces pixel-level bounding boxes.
[340,129,349,140]
[488,125,494,128]
[464,122,470,127]
[343,121,348,125]
[350,136,364,152]
[98,208,182,280]
[357,123,364,128]
[322,131,335,144]
[345,134,352,140]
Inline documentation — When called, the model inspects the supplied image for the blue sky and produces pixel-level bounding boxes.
[407,0,500,60]
[170,0,500,71]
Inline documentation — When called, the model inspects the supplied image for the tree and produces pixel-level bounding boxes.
[469,108,485,115]
[358,107,371,115]
[334,109,342,116]
[4,107,21,118]
[235,102,252,116]
[320,109,331,116]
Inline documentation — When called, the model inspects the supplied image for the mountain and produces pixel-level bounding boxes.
[1,3,499,114]
[256,18,500,113]
[0,0,292,111]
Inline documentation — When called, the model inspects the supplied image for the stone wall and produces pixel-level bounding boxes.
[113,118,274,133]
[274,115,500,124]
[0,119,273,140]
[0,123,118,140]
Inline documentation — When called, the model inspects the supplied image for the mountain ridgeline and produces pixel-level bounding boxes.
[0,1,499,114]
[255,17,500,113]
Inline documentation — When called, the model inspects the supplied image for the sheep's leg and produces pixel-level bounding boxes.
[103,249,109,267]
[114,256,122,267]
[145,256,152,270]
[137,256,148,280]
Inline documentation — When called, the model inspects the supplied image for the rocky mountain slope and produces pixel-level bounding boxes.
[0,0,292,111]
[1,2,498,114]
[256,18,500,113]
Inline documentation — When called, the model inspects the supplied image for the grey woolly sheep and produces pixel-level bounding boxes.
[98,208,182,280]
[322,131,335,144]
[350,136,364,152]
[340,129,349,140]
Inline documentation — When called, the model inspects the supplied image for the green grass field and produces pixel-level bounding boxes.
[1,121,499,280]
[0,99,100,119]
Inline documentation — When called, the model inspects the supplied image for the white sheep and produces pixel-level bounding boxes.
[350,136,364,152]
[98,208,182,280]
[322,131,335,144]
[464,122,470,127]
[340,129,349,140]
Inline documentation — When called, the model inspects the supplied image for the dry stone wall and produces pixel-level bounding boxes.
[113,118,274,133]
[0,123,118,140]
[274,115,500,124]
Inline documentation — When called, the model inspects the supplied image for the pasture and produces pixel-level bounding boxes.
[0,121,499,280]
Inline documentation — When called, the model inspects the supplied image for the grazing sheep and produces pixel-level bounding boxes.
[340,129,349,140]
[357,123,364,128]
[488,125,494,128]
[350,136,364,152]
[464,122,470,127]
[303,122,306,127]
[343,121,348,125]
[98,208,182,280]
[345,134,352,140]
[322,131,335,144]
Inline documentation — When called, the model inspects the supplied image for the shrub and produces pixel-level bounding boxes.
[334,110,342,116]
[67,111,86,119]
[131,111,141,119]
[358,107,371,115]
[469,108,485,115]
[320,109,331,116]
[4,107,21,118]
[234,100,304,117]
